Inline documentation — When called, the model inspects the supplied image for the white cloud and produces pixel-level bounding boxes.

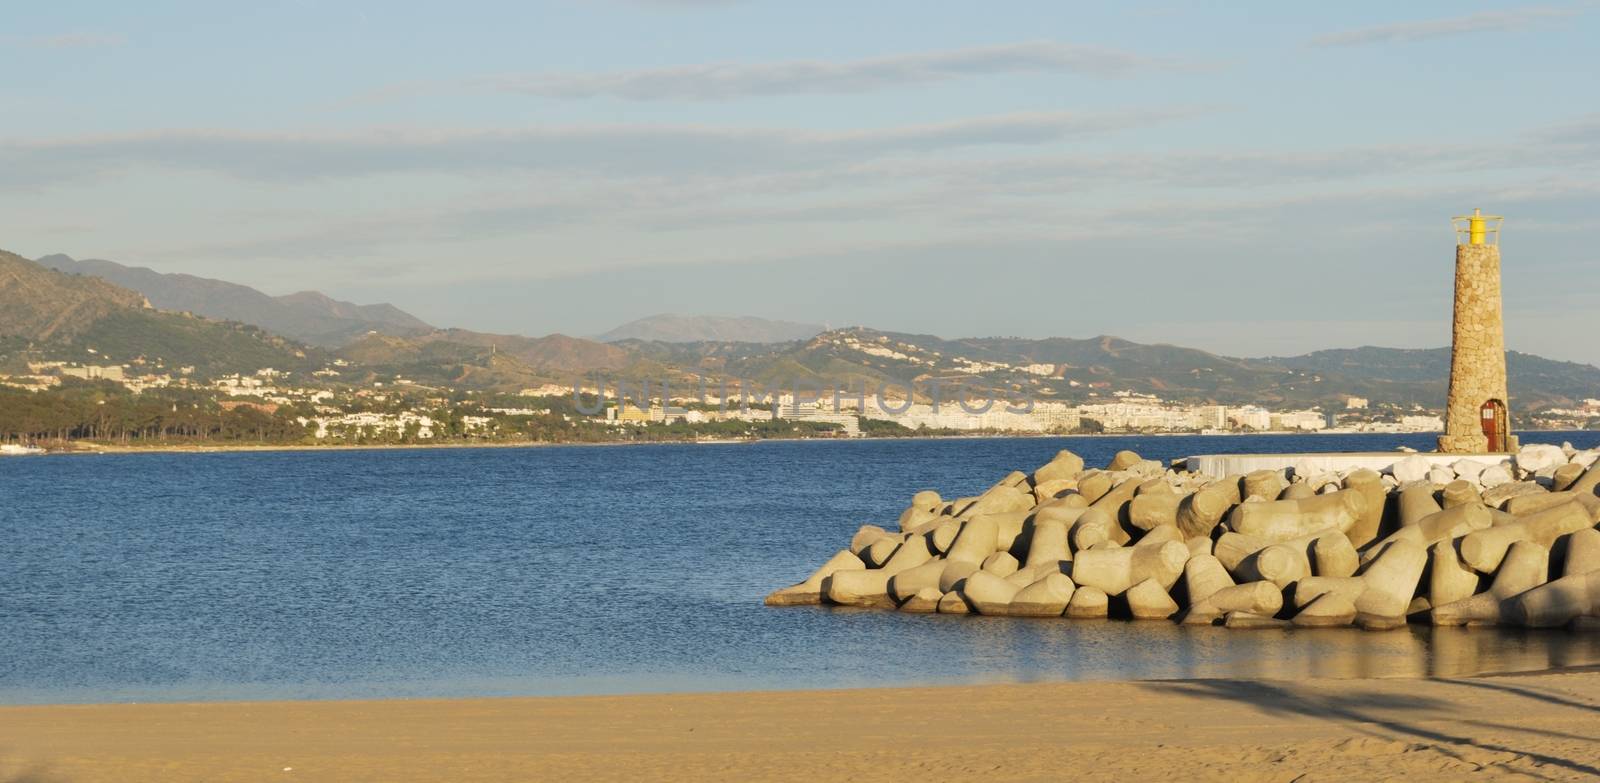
[362,41,1184,104]
[1310,6,1579,47]
[0,108,1208,186]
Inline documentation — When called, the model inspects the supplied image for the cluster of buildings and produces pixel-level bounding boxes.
[292,411,493,440]
[1527,399,1600,430]
[0,352,1561,441]
[0,361,186,394]
[578,386,1440,437]
[824,333,1060,378]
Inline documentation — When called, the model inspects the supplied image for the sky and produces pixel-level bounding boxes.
[2,1,1598,362]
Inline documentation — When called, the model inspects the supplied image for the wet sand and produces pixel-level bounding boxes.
[3,671,1599,782]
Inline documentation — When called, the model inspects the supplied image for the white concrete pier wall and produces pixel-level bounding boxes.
[1184,452,1504,479]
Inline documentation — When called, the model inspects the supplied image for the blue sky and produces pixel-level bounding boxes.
[3,1,1597,362]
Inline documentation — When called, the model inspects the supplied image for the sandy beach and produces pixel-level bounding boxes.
[4,671,1599,782]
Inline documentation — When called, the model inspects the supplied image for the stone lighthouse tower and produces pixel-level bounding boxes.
[1438,209,1516,454]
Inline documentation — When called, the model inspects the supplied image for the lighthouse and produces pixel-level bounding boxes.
[1437,209,1517,454]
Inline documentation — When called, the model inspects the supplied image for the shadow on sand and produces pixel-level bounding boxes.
[1141,678,1600,780]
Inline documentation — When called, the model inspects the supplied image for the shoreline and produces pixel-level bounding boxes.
[4,671,1598,781]
[7,656,1600,709]
[17,428,1596,457]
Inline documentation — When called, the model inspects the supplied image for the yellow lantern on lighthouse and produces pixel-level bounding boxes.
[1451,207,1504,246]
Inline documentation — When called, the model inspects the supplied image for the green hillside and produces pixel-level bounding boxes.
[0,250,317,376]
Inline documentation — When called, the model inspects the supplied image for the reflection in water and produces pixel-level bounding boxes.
[793,609,1600,691]
[827,613,1600,687]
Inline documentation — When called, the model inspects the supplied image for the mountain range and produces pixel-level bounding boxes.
[0,249,319,375]
[36,254,434,347]
[3,248,1598,411]
[595,314,823,344]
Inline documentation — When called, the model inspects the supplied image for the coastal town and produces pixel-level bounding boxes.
[6,355,1594,450]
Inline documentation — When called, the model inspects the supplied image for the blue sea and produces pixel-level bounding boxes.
[4,432,1600,705]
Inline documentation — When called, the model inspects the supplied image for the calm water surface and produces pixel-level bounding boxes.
[4,432,1600,705]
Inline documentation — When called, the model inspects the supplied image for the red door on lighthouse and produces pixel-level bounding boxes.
[1481,400,1503,452]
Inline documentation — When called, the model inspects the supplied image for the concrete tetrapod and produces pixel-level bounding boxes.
[979,511,1031,555]
[1506,571,1600,628]
[849,525,893,556]
[937,590,971,614]
[898,490,944,530]
[1458,502,1592,573]
[960,483,1034,519]
[982,551,1020,578]
[1128,482,1184,531]
[1362,503,1491,564]
[765,549,866,606]
[1178,555,1236,623]
[864,534,904,567]
[1175,475,1242,538]
[1293,591,1359,627]
[826,533,932,607]
[1071,539,1190,595]
[1242,543,1311,588]
[1552,462,1586,492]
[1023,517,1072,570]
[1087,478,1141,543]
[1482,481,1547,509]
[888,560,951,603]
[1225,611,1288,629]
[1107,450,1144,471]
[897,504,937,534]
[961,570,1022,615]
[1431,541,1550,626]
[825,569,898,608]
[1135,524,1185,549]
[929,518,962,554]
[1031,449,1086,487]
[1227,489,1365,543]
[1341,469,1388,548]
[1397,484,1443,527]
[898,586,943,613]
[1070,508,1118,552]
[1352,540,1427,627]
[1502,491,1592,517]
[1441,480,1482,510]
[1312,532,1360,578]
[1562,528,1600,577]
[1076,472,1114,505]
[1065,586,1109,618]
[1214,531,1269,575]
[1293,576,1367,610]
[945,515,999,565]
[1032,480,1079,505]
[1242,470,1287,502]
[1190,582,1283,622]
[1428,540,1482,609]
[1565,461,1600,496]
[1007,572,1076,617]
[937,560,978,593]
[1125,578,1181,620]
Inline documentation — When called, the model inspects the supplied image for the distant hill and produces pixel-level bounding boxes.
[0,249,317,375]
[626,327,1600,411]
[335,329,648,391]
[0,248,148,340]
[9,250,1598,408]
[36,254,433,347]
[1260,346,1600,410]
[595,314,824,344]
